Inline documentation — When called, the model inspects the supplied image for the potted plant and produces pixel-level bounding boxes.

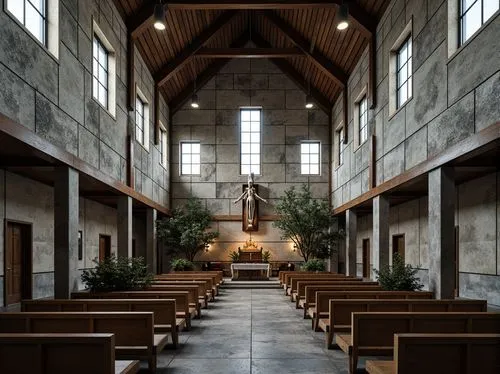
[81,255,153,292]
[374,253,424,291]
[229,250,240,262]
[170,258,195,271]
[157,197,219,262]
[273,185,344,262]
[301,258,326,272]
[262,250,271,263]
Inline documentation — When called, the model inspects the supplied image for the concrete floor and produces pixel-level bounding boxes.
[144,288,351,373]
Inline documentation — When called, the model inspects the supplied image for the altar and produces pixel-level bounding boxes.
[231,263,271,280]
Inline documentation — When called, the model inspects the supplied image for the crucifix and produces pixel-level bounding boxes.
[233,173,268,231]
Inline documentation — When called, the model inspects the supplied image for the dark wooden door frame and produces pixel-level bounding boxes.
[392,234,405,262]
[362,238,370,278]
[4,219,33,306]
[98,234,111,261]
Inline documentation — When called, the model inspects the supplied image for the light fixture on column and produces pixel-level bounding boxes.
[336,1,349,31]
[153,1,166,31]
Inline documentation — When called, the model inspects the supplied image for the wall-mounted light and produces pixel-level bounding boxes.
[205,243,210,252]
[292,244,297,252]
[153,1,166,31]
[336,2,349,31]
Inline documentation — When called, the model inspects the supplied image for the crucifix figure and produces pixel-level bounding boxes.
[234,173,268,231]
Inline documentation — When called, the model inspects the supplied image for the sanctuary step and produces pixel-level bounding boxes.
[222,278,281,289]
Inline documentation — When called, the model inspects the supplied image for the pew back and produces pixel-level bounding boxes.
[0,333,137,374]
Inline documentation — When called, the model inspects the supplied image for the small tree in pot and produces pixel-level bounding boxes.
[374,253,424,291]
[273,185,344,262]
[157,197,219,262]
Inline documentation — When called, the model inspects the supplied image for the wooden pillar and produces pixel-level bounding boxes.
[117,196,133,258]
[373,195,389,278]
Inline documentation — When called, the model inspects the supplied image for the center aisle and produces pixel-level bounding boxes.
[151,288,349,373]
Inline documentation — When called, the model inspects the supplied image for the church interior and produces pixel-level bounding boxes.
[0,0,499,373]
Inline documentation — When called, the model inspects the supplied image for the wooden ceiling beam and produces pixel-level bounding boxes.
[127,1,158,39]
[251,32,332,114]
[195,47,304,58]
[169,31,250,114]
[261,10,347,88]
[155,10,239,87]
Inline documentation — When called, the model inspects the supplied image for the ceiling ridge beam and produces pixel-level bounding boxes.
[169,30,250,114]
[195,47,304,58]
[261,10,347,88]
[251,32,332,114]
[155,10,240,87]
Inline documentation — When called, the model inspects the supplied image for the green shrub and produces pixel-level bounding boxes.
[81,255,153,292]
[262,250,271,263]
[301,259,326,272]
[374,253,424,291]
[229,250,240,262]
[171,258,195,271]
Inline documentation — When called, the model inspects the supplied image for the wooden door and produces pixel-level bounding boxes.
[99,235,111,261]
[5,222,32,305]
[362,239,370,278]
[392,234,405,261]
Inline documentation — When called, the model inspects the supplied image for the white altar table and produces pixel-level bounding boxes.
[231,263,271,280]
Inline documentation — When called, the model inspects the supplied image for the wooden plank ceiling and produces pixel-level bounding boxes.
[115,0,390,113]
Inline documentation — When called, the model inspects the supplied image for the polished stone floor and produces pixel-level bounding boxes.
[143,288,351,374]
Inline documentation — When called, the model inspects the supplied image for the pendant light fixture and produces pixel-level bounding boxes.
[305,77,314,109]
[153,1,166,31]
[336,1,349,31]
[191,77,199,109]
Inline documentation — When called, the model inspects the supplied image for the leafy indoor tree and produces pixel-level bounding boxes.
[157,197,219,262]
[273,184,344,262]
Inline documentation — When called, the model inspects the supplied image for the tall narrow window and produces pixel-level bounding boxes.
[7,0,47,45]
[460,0,499,44]
[93,36,109,108]
[358,96,368,145]
[240,108,261,175]
[301,142,320,175]
[181,142,201,175]
[396,37,412,108]
[135,96,145,145]
[159,127,167,166]
[338,128,346,166]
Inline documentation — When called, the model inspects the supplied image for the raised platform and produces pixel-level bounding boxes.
[221,278,281,289]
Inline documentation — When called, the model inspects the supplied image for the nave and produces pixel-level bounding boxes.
[154,287,348,374]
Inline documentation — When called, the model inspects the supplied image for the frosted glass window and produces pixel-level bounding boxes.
[93,36,109,108]
[460,0,499,44]
[301,142,321,175]
[7,0,46,45]
[396,37,412,108]
[240,108,261,175]
[181,142,201,175]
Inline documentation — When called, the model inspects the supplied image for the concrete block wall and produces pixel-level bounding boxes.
[331,0,500,207]
[0,0,169,207]
[355,172,500,306]
[171,58,331,261]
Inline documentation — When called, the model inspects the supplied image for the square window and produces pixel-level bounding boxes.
[181,141,201,175]
[300,142,321,175]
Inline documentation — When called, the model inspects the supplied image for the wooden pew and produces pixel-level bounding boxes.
[151,281,209,309]
[335,312,500,374]
[146,284,202,317]
[309,290,434,327]
[295,279,372,307]
[279,271,319,286]
[169,271,223,286]
[22,298,184,348]
[321,298,488,348]
[0,333,140,374]
[71,290,193,330]
[285,273,354,295]
[0,312,168,373]
[366,333,500,374]
[155,275,217,300]
[157,273,219,293]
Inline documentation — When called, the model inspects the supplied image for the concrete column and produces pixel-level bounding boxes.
[346,209,357,276]
[54,167,79,299]
[373,195,390,277]
[428,167,456,299]
[146,208,157,273]
[117,196,133,258]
